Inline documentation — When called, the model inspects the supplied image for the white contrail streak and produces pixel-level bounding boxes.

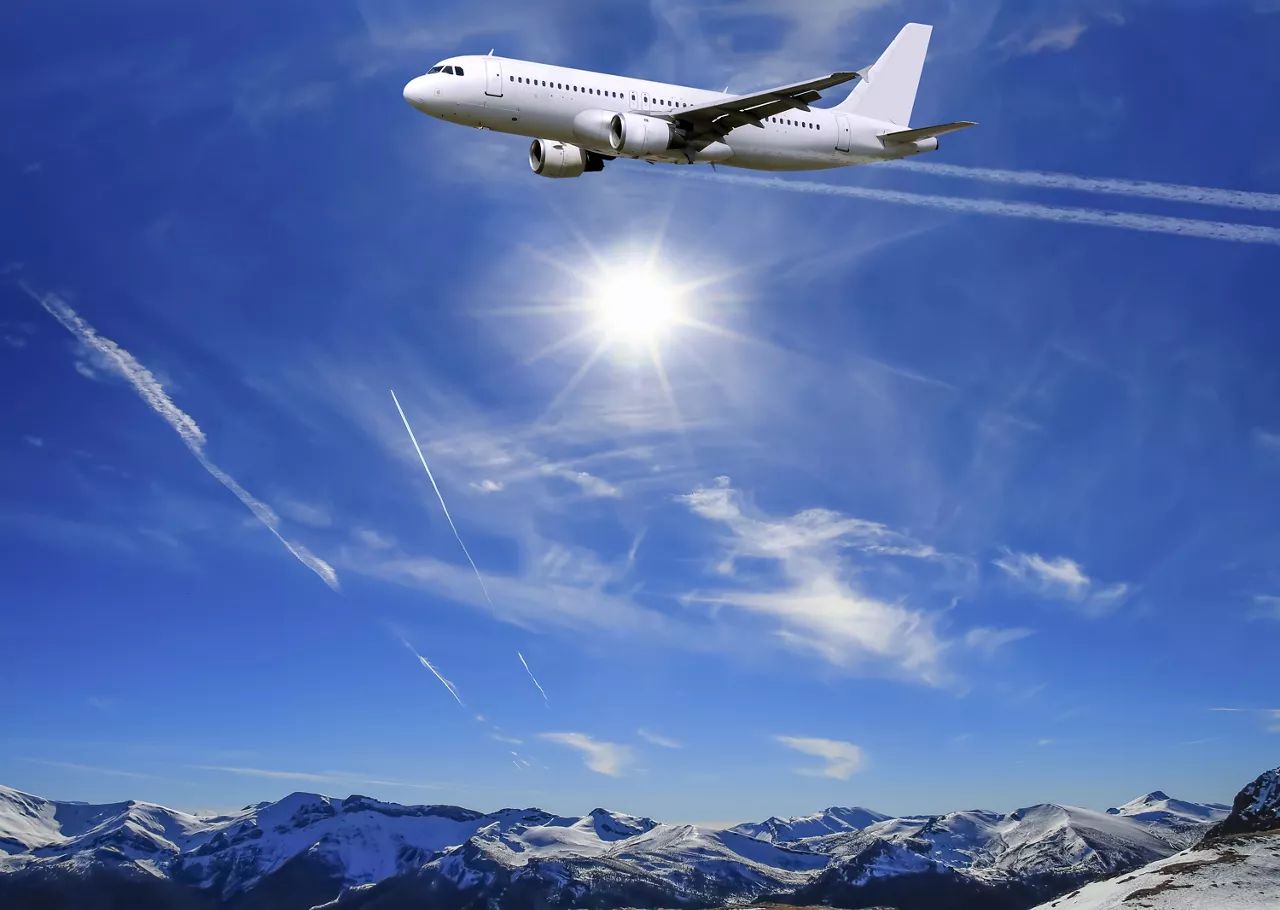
[676,172,1280,246]
[390,389,497,610]
[401,638,464,706]
[29,288,339,590]
[893,161,1280,213]
[518,651,550,706]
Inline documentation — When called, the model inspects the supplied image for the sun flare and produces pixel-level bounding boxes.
[589,264,686,348]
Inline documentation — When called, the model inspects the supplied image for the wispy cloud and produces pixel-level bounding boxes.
[679,477,961,685]
[490,732,524,745]
[20,758,167,781]
[191,765,448,790]
[963,626,1035,655]
[1036,738,1054,747]
[276,498,333,529]
[775,735,864,779]
[1020,21,1089,54]
[638,728,682,749]
[86,696,114,711]
[994,549,1132,615]
[23,435,44,448]
[540,732,631,776]
[27,287,339,590]
[1250,595,1280,621]
[353,527,395,549]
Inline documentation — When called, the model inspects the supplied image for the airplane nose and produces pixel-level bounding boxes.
[403,76,429,109]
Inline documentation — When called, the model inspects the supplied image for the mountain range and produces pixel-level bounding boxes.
[0,769,1273,910]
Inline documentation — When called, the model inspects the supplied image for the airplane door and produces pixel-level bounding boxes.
[485,58,504,97]
[835,113,851,152]
[629,90,640,111]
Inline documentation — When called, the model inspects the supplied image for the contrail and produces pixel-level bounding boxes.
[676,172,1280,246]
[28,287,339,590]
[401,638,464,706]
[893,161,1280,213]
[390,389,497,611]
[518,651,550,706]
[390,392,549,705]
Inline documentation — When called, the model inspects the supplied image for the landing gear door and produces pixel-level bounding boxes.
[485,58,504,97]
[835,113,852,152]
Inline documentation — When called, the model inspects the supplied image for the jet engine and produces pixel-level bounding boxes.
[609,112,684,157]
[528,139,607,178]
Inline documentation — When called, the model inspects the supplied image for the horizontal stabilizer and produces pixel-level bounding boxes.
[881,121,977,144]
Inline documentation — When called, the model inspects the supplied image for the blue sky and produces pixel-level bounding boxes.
[3,0,1280,826]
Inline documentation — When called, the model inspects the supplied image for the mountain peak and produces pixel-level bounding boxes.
[1204,766,1280,841]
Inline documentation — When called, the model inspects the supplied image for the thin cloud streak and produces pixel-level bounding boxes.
[896,161,1280,213]
[191,765,449,790]
[518,651,550,706]
[29,287,339,590]
[391,389,498,610]
[638,728,682,749]
[671,173,1280,246]
[400,637,465,707]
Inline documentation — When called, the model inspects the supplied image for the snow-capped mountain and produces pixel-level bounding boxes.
[1106,790,1233,848]
[1031,768,1280,910]
[729,805,890,843]
[0,779,1245,910]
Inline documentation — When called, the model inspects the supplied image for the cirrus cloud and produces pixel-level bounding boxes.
[775,735,865,780]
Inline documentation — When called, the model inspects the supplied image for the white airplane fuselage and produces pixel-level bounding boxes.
[402,54,941,174]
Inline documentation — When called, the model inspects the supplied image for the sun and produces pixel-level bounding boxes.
[589,264,686,348]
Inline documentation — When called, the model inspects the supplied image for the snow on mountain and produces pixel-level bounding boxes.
[0,784,226,859]
[987,803,1173,879]
[1205,767,1280,841]
[800,802,1181,884]
[0,779,1248,910]
[177,792,510,898]
[1105,791,1231,849]
[731,806,890,843]
[1029,831,1280,910]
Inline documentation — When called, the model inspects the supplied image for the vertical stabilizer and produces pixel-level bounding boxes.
[836,23,933,126]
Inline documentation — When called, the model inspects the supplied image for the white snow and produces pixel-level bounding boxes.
[1030,833,1280,910]
[732,807,890,843]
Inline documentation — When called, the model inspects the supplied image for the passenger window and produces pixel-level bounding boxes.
[510,76,514,81]
[455,67,464,76]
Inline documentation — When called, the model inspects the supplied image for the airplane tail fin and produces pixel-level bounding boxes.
[836,23,933,126]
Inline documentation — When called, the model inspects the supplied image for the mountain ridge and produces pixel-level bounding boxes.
[0,781,1238,910]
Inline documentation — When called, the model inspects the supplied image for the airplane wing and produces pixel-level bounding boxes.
[658,71,866,143]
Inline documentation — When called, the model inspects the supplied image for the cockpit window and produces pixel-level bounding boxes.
[443,65,455,75]
[427,66,443,74]
[454,66,464,76]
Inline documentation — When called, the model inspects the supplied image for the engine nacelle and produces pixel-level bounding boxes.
[609,112,683,157]
[572,109,614,147]
[529,139,606,178]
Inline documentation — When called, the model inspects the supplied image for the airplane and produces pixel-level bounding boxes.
[401,23,974,179]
